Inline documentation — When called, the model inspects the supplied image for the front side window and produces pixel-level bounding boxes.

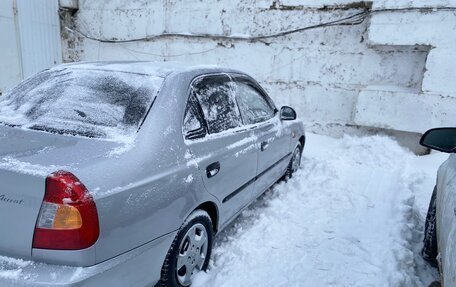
[0,67,163,140]
[235,81,275,125]
[192,76,242,134]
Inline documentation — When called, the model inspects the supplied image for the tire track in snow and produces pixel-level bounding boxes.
[402,161,441,286]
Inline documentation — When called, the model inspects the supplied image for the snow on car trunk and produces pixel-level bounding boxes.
[193,133,442,287]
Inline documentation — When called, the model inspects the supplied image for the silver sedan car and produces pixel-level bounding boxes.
[421,128,456,286]
[0,62,305,287]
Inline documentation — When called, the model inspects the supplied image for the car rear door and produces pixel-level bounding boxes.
[233,76,292,200]
[183,74,258,223]
[437,154,456,285]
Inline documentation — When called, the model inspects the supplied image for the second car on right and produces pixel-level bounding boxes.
[420,127,456,286]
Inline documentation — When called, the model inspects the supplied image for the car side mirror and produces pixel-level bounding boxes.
[280,106,296,121]
[420,127,456,153]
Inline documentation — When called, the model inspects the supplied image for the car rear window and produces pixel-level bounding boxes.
[0,67,163,140]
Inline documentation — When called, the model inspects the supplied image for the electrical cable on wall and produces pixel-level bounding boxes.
[64,6,456,44]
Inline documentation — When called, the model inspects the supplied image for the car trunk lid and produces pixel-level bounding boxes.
[0,169,45,259]
[0,125,124,259]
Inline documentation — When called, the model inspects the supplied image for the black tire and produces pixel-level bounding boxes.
[286,143,302,179]
[422,187,439,268]
[160,210,213,287]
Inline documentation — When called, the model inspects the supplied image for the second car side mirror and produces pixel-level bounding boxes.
[280,106,296,121]
[420,127,456,153]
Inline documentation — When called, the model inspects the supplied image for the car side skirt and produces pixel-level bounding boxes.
[222,152,292,204]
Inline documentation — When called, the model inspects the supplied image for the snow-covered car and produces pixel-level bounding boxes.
[0,62,305,287]
[421,127,456,286]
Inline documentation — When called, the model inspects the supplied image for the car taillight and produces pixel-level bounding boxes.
[32,171,99,250]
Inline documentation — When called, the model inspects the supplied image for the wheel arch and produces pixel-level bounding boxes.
[298,135,305,151]
[194,201,219,233]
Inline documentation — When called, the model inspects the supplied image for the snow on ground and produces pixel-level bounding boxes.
[193,133,447,287]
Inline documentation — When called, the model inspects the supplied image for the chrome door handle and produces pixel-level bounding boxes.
[260,141,269,151]
[206,162,220,178]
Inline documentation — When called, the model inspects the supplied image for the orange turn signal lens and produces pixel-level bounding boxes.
[53,205,83,229]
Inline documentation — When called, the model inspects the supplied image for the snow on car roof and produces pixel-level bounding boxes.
[59,61,223,77]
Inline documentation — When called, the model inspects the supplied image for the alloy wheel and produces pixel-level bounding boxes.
[176,223,209,286]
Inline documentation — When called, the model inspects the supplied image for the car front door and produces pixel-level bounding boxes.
[438,154,456,285]
[183,74,258,224]
[233,76,292,200]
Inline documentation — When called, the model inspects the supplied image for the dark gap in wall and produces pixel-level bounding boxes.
[269,1,373,11]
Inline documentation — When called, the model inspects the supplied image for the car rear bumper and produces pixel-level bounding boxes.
[0,231,176,287]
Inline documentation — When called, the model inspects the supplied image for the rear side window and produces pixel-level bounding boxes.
[235,80,275,125]
[192,76,242,134]
[183,94,206,139]
[183,103,202,134]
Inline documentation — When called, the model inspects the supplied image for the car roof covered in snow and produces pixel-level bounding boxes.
[58,61,240,78]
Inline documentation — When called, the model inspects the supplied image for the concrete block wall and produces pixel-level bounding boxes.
[58,0,456,148]
[357,0,456,134]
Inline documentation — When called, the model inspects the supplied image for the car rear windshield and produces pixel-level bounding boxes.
[0,67,163,140]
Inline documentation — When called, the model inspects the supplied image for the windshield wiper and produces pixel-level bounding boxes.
[0,122,21,128]
[29,125,103,138]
